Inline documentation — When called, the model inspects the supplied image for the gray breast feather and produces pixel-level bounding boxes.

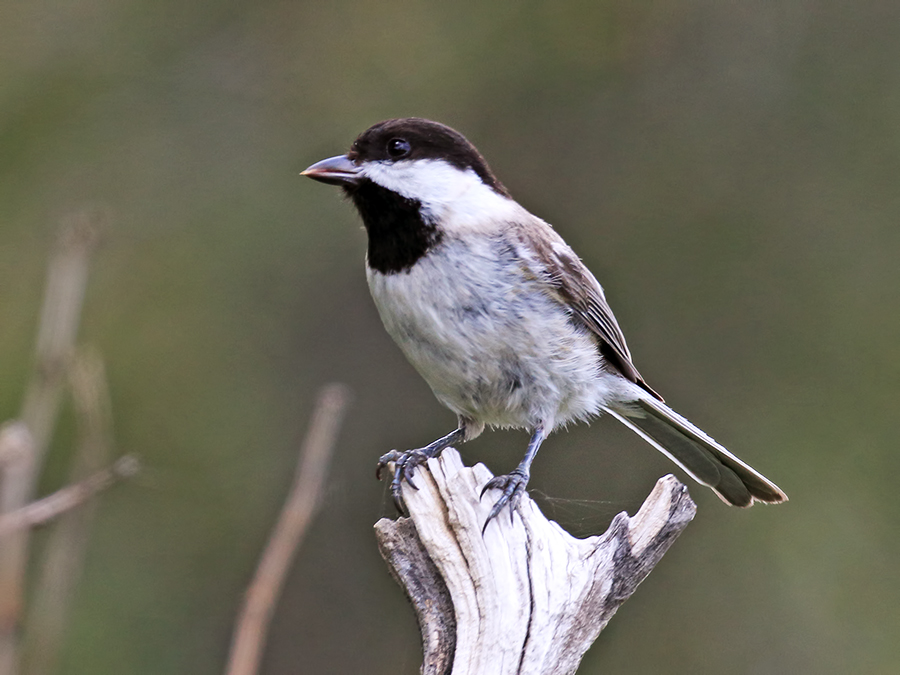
[366,233,620,429]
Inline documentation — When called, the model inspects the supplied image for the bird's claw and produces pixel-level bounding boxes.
[375,450,402,481]
[376,448,430,515]
[480,469,529,533]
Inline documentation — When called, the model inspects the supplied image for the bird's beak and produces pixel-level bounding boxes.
[301,154,361,186]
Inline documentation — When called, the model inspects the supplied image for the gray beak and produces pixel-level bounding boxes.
[301,154,361,186]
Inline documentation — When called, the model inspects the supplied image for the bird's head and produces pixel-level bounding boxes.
[303,117,511,216]
[303,118,519,273]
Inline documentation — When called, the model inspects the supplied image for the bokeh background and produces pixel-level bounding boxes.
[2,0,899,673]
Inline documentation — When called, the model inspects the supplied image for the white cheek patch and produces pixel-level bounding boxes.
[361,159,520,232]
[361,159,476,203]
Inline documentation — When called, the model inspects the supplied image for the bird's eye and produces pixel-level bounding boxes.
[387,138,411,158]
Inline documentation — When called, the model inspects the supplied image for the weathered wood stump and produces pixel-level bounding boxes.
[374,448,696,675]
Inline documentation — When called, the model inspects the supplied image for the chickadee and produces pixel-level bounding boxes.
[303,117,787,527]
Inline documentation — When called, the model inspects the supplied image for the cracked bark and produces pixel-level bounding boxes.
[374,449,696,675]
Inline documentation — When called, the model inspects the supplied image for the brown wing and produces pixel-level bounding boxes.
[512,221,663,401]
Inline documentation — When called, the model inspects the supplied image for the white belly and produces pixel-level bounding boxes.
[366,236,616,430]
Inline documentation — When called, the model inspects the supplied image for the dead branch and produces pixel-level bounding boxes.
[20,208,105,462]
[0,456,137,538]
[225,383,351,675]
[0,424,36,675]
[0,209,104,675]
[374,449,696,675]
[22,347,118,675]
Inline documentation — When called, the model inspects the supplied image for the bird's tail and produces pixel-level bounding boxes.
[606,397,787,506]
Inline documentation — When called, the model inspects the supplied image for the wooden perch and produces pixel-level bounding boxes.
[374,449,696,675]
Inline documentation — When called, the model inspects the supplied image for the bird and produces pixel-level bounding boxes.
[302,117,787,528]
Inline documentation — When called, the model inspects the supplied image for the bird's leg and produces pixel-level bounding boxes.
[377,424,467,515]
[480,424,547,531]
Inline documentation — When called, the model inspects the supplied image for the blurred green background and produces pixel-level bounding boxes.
[2,0,899,673]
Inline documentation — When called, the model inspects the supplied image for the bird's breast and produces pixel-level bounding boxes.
[366,236,613,429]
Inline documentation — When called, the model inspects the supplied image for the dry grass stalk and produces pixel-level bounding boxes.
[225,383,351,675]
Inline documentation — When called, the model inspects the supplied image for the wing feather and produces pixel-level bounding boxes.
[510,221,662,401]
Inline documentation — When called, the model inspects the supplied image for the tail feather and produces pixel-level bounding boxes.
[607,397,787,507]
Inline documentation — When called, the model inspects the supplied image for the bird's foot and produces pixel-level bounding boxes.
[376,448,433,515]
[480,468,529,532]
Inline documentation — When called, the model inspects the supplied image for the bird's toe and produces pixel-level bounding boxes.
[481,469,529,532]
